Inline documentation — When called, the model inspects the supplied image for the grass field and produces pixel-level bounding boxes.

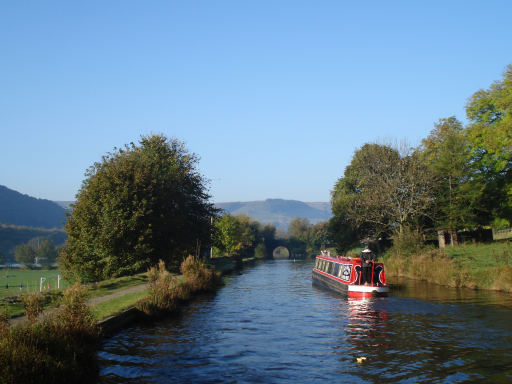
[0,269,71,298]
[443,241,512,268]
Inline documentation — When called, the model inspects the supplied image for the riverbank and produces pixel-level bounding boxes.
[383,242,512,293]
[1,255,258,384]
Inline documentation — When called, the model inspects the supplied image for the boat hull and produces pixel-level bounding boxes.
[312,255,389,298]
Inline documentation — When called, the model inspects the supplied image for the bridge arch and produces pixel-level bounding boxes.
[272,245,291,259]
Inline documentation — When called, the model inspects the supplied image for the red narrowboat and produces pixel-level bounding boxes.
[312,253,389,298]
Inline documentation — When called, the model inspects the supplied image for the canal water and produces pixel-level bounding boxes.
[98,260,512,383]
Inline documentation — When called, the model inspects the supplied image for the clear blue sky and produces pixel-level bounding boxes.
[1,1,511,203]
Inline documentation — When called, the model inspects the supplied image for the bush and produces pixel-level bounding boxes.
[180,255,218,292]
[390,230,431,257]
[136,260,191,315]
[21,293,45,323]
[0,285,99,384]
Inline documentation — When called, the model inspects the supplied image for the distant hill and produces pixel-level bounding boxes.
[215,199,332,232]
[0,185,67,229]
[54,201,74,210]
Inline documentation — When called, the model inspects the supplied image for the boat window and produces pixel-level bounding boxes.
[333,263,340,277]
[327,261,334,275]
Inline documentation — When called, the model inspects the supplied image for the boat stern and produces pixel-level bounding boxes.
[347,284,389,298]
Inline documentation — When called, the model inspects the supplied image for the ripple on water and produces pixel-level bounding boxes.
[99,260,512,383]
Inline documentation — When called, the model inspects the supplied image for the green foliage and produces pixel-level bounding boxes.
[213,214,275,258]
[287,218,328,256]
[420,117,477,230]
[0,251,4,265]
[330,143,435,252]
[61,134,216,282]
[137,256,221,317]
[0,224,66,262]
[0,285,99,384]
[13,238,59,268]
[254,243,267,259]
[465,64,512,225]
[14,243,36,267]
[31,239,58,267]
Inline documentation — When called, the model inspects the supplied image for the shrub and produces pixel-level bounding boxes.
[21,293,45,323]
[180,255,218,292]
[0,285,99,384]
[137,260,191,315]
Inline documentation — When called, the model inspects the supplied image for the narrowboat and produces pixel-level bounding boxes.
[312,253,389,298]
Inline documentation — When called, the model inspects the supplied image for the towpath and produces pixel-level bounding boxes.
[8,283,148,327]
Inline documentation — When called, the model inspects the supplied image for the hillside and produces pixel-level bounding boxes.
[0,185,67,229]
[0,224,66,260]
[215,199,332,232]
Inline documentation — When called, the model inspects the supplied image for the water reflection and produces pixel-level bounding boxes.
[346,298,390,352]
[99,260,512,383]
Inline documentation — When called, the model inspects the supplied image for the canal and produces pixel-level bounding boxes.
[99,259,512,383]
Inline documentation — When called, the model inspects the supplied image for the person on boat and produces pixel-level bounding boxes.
[360,245,377,285]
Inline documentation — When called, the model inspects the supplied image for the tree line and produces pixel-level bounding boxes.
[212,215,329,259]
[12,237,59,268]
[329,64,512,253]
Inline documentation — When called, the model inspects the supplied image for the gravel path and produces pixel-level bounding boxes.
[9,283,149,327]
[86,283,148,306]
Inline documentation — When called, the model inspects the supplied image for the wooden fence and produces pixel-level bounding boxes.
[492,228,512,241]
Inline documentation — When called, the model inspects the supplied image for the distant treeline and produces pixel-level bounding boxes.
[0,224,66,260]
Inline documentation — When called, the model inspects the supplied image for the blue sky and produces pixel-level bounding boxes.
[1,1,511,203]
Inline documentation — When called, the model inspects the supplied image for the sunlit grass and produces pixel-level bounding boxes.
[91,289,148,320]
[87,273,148,299]
[384,241,512,292]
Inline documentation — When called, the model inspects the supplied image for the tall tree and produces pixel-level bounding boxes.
[330,143,435,247]
[466,64,512,226]
[419,117,476,233]
[61,134,216,282]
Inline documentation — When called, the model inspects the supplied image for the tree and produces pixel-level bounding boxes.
[37,239,58,267]
[15,244,36,267]
[60,134,216,282]
[466,64,512,226]
[419,117,477,235]
[214,214,262,257]
[330,143,435,246]
[311,221,329,250]
[0,250,5,265]
[288,218,328,256]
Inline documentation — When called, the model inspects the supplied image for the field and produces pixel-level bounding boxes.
[442,241,512,268]
[0,268,70,299]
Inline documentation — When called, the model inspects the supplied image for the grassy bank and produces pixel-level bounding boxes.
[2,272,148,320]
[2,256,222,384]
[0,285,99,384]
[383,241,512,292]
